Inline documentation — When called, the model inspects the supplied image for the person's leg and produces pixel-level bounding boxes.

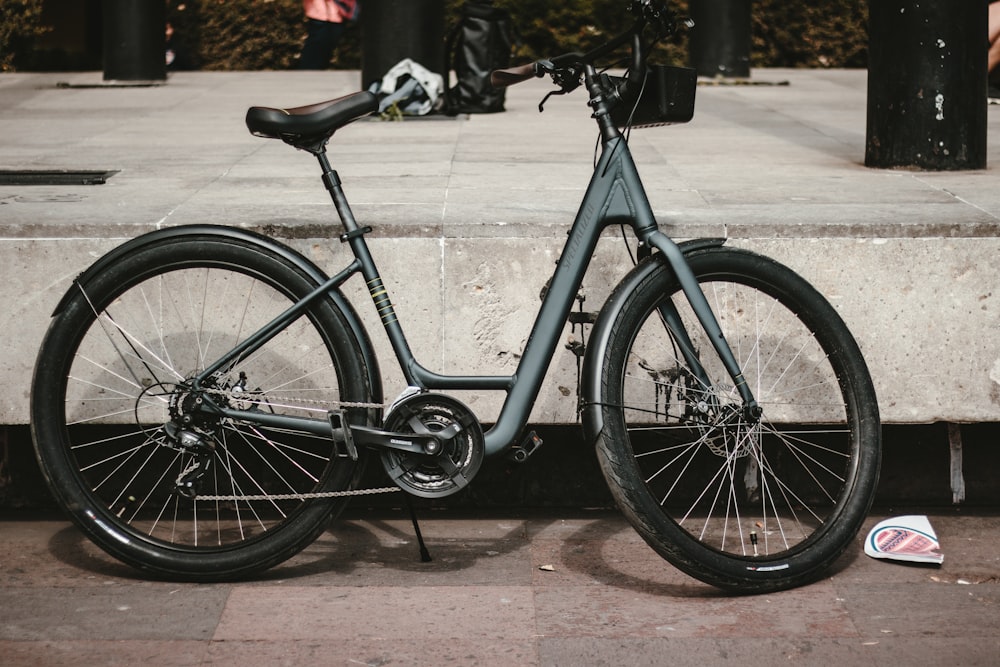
[989,2,1000,73]
[299,19,344,70]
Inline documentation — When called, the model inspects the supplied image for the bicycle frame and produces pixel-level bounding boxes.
[193,68,757,459]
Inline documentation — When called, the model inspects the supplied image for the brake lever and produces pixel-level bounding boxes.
[537,62,584,112]
[538,77,585,112]
[538,88,568,113]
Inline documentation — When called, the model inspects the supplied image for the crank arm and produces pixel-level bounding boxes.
[349,424,443,456]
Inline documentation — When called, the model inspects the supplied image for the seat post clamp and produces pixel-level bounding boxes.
[322,169,341,190]
[340,226,373,243]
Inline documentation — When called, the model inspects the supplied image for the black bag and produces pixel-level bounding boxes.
[446,1,515,114]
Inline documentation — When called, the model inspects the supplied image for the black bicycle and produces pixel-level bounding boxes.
[30,0,881,593]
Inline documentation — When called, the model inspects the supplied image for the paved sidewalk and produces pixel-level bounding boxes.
[1,509,998,666]
[3,68,1000,239]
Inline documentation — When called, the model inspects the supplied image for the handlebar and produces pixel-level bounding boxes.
[490,0,687,111]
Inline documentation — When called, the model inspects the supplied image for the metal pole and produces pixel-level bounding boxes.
[689,0,752,78]
[865,0,987,170]
[360,0,445,88]
[102,0,166,82]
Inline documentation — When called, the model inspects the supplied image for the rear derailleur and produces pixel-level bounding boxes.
[163,421,216,499]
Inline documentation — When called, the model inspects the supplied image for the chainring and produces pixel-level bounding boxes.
[379,393,484,498]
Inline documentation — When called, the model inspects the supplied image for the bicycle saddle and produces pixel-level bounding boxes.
[245,90,378,153]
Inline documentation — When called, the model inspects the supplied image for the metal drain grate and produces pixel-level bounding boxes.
[0,170,118,186]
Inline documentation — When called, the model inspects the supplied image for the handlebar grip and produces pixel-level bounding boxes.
[490,63,538,89]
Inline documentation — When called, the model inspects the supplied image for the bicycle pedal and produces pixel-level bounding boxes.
[507,430,543,463]
[328,410,358,461]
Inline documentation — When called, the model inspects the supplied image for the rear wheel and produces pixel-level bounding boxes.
[593,247,881,592]
[31,233,375,580]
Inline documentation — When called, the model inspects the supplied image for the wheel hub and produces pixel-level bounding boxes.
[704,404,762,459]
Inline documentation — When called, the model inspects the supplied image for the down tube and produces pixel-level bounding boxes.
[482,139,644,455]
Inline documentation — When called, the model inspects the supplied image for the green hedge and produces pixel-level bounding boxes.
[166,0,303,71]
[167,0,663,71]
[4,0,868,73]
[752,0,868,68]
[0,0,48,72]
[167,0,867,71]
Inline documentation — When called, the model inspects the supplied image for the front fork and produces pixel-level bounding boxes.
[641,232,761,421]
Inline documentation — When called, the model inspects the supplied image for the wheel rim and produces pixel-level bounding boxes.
[57,264,353,551]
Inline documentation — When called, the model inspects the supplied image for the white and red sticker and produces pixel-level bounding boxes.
[864,515,943,564]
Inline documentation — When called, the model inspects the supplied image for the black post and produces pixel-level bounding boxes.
[102,0,166,82]
[866,0,987,170]
[689,0,751,78]
[361,0,445,89]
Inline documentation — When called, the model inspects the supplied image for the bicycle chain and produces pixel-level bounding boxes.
[195,486,402,502]
[202,386,387,411]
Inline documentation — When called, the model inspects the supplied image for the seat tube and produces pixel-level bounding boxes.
[316,151,421,386]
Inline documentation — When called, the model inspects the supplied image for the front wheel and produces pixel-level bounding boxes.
[31,232,376,580]
[588,246,881,592]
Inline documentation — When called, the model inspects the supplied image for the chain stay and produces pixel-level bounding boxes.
[188,387,396,500]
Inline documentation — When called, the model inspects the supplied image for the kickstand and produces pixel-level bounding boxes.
[404,495,432,563]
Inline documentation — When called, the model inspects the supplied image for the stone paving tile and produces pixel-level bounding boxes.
[0,519,145,586]
[837,582,1000,640]
[524,511,643,542]
[213,585,535,642]
[530,535,717,592]
[0,640,210,667]
[0,586,230,641]
[246,516,536,587]
[203,638,538,667]
[533,580,855,639]
[537,636,1000,667]
[525,512,711,591]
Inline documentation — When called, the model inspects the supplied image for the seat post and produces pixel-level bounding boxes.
[315,150,361,235]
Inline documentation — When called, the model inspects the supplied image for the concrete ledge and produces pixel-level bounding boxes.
[2,69,999,429]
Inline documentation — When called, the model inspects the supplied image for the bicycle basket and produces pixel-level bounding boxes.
[610,65,697,129]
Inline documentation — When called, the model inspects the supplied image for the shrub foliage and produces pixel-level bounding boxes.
[5,0,868,72]
[0,0,49,71]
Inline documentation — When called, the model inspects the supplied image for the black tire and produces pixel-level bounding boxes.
[591,246,881,592]
[31,233,375,580]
